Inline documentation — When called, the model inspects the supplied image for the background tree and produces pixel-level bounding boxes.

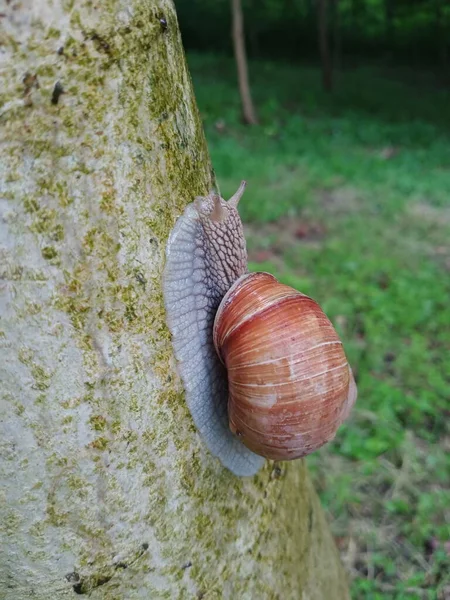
[331,0,343,70]
[232,0,259,124]
[176,0,450,74]
[317,0,333,91]
[434,0,449,70]
[0,0,349,598]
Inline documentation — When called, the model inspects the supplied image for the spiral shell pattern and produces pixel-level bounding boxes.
[213,272,357,460]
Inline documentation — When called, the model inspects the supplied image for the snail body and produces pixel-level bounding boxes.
[163,182,356,476]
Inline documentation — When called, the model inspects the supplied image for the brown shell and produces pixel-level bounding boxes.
[213,272,357,461]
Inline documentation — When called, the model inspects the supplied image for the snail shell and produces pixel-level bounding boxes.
[213,272,357,461]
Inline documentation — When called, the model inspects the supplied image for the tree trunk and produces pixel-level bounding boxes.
[317,0,333,92]
[231,0,259,124]
[0,1,349,598]
[435,0,448,71]
[384,0,395,61]
[331,0,342,71]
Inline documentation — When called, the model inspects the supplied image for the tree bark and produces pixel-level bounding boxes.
[231,0,259,124]
[384,0,394,46]
[318,0,333,92]
[331,0,342,71]
[435,0,448,70]
[383,0,395,62]
[0,1,349,598]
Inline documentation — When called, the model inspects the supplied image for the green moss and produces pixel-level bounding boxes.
[90,436,109,451]
[45,27,61,39]
[24,300,42,315]
[89,414,107,431]
[18,347,33,365]
[60,112,78,137]
[73,543,150,594]
[34,393,46,405]
[30,364,51,390]
[41,245,58,260]
[110,420,121,434]
[99,188,116,214]
[111,1,214,251]
[55,182,73,207]
[15,403,25,416]
[54,268,91,331]
[46,503,68,527]
[24,197,40,213]
[5,170,20,182]
[82,228,98,253]
[29,139,71,159]
[46,453,69,469]
[82,228,119,257]
[35,64,55,77]
[4,510,22,535]
[67,475,89,499]
[29,206,65,241]
[52,224,64,241]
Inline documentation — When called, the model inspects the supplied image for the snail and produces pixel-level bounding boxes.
[163,181,356,476]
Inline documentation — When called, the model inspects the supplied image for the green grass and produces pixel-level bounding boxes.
[188,52,450,599]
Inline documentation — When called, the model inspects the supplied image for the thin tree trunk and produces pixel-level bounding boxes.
[231,0,258,124]
[435,0,448,70]
[0,1,349,598]
[384,0,395,61]
[318,0,333,92]
[332,0,342,71]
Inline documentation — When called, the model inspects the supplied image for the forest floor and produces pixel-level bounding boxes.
[188,52,450,600]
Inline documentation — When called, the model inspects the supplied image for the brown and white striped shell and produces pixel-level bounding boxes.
[213,272,357,461]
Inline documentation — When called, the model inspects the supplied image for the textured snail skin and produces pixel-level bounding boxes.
[162,183,265,476]
[214,272,357,461]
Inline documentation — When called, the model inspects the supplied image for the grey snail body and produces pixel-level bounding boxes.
[162,182,356,476]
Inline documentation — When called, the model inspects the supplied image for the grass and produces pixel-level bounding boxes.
[188,52,450,599]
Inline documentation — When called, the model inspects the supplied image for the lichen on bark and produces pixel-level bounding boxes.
[0,1,350,598]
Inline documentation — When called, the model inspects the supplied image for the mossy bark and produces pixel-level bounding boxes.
[0,1,350,598]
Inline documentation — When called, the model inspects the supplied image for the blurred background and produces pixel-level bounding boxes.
[176,1,450,598]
